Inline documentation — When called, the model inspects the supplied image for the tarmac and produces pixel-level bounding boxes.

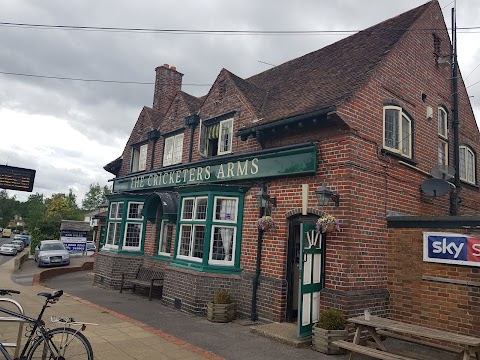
[1,253,458,360]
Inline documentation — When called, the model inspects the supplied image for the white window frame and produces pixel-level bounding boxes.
[218,118,233,155]
[176,224,205,262]
[105,202,123,249]
[208,225,236,266]
[460,145,476,184]
[438,139,448,166]
[127,202,144,220]
[132,144,148,172]
[438,107,448,138]
[198,118,234,157]
[181,196,208,221]
[122,222,143,251]
[158,220,174,256]
[383,106,412,158]
[213,196,238,223]
[163,133,184,166]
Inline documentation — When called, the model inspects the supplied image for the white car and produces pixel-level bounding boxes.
[0,244,18,256]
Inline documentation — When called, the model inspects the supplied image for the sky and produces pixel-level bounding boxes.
[1,0,479,206]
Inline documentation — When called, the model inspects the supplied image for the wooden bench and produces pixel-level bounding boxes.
[333,340,416,360]
[119,266,164,301]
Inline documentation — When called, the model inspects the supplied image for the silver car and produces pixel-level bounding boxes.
[0,243,18,256]
[11,240,25,252]
[34,240,70,267]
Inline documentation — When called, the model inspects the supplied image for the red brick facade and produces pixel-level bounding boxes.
[95,1,480,336]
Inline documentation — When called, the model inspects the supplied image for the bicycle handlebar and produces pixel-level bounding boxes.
[0,289,21,296]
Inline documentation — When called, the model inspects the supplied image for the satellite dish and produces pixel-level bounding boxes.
[430,164,455,180]
[421,178,450,197]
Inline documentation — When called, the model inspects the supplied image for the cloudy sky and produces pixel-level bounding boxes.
[1,0,479,205]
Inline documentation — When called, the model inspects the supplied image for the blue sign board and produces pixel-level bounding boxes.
[60,231,87,252]
[423,232,480,267]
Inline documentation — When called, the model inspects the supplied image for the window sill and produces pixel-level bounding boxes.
[171,259,242,275]
[460,180,479,190]
[150,254,172,262]
[99,248,143,256]
[381,148,417,165]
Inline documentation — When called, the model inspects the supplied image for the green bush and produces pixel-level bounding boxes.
[317,309,346,330]
[214,289,231,304]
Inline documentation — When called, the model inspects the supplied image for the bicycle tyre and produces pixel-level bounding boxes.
[27,327,93,360]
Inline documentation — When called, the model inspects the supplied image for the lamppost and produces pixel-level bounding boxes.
[251,183,277,321]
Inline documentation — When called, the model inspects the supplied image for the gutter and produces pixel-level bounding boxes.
[236,106,337,142]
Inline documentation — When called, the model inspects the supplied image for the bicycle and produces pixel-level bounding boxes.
[0,289,94,360]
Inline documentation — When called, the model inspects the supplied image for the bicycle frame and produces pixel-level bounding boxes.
[0,297,60,359]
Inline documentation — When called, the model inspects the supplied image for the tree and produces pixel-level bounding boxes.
[0,190,21,228]
[24,193,46,230]
[82,183,111,211]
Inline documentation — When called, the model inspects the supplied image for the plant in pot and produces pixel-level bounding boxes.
[206,289,235,323]
[312,309,348,354]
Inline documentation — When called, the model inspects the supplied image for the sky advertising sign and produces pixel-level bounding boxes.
[423,232,480,267]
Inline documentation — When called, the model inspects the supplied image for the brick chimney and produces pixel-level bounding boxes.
[152,64,183,114]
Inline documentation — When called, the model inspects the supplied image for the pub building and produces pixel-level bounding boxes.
[96,1,480,338]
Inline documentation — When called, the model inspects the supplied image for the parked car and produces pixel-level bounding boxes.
[14,234,30,246]
[34,240,70,268]
[22,230,29,235]
[86,242,96,251]
[13,229,20,234]
[0,243,18,256]
[11,240,25,252]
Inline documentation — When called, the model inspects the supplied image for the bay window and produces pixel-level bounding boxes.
[122,202,144,251]
[106,202,123,247]
[175,192,243,271]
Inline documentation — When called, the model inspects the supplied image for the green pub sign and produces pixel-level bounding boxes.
[113,144,317,192]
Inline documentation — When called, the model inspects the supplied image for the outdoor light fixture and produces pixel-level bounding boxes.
[255,183,277,209]
[315,183,340,207]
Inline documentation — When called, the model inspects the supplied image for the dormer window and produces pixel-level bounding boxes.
[131,144,147,172]
[163,133,184,166]
[199,117,233,157]
[383,106,412,158]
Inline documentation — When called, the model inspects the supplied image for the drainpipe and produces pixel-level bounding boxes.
[147,130,161,170]
[251,206,265,322]
[450,7,461,215]
[185,114,200,162]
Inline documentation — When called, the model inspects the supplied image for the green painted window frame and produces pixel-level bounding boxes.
[103,194,148,255]
[172,188,244,274]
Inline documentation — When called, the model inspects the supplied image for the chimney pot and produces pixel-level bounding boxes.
[171,66,177,71]
[163,63,169,68]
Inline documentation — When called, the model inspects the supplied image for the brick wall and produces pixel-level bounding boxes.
[387,224,480,337]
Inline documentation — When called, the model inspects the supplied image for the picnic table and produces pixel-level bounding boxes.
[333,315,480,360]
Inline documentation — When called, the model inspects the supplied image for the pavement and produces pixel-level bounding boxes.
[1,253,458,360]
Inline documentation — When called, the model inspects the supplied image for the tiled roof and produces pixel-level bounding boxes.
[144,106,164,129]
[104,156,122,175]
[225,70,268,120]
[238,1,431,129]
[180,91,203,114]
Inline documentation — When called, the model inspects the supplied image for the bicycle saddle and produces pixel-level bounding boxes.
[37,290,64,299]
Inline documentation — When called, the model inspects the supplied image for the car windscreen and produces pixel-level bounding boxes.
[2,244,15,248]
[41,243,65,251]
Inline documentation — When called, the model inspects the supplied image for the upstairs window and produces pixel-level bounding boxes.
[383,106,412,158]
[460,145,476,184]
[199,118,233,157]
[438,107,448,165]
[131,144,147,172]
[163,133,184,166]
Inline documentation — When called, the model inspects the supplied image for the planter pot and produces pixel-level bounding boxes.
[312,327,348,354]
[206,302,235,323]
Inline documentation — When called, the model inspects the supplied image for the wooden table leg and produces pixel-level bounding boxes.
[366,328,388,351]
[349,325,364,360]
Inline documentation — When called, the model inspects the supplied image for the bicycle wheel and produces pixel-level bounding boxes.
[27,327,93,360]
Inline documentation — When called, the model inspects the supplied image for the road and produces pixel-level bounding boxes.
[0,234,19,266]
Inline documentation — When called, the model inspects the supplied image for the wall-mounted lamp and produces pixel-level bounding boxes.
[255,183,277,210]
[315,183,340,207]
